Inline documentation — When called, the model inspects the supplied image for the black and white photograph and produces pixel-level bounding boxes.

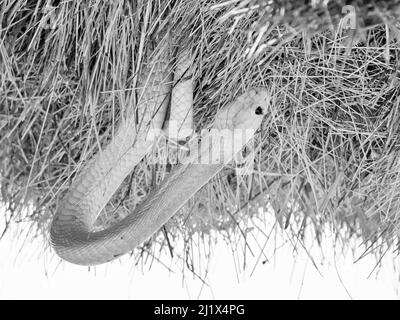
[1,0,400,302]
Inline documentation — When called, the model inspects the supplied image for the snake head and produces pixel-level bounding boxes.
[213,87,269,132]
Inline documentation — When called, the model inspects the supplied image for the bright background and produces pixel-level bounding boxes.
[0,206,399,299]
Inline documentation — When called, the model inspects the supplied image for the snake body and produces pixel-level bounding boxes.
[50,48,269,266]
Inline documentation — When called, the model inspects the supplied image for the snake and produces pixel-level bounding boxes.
[49,46,269,266]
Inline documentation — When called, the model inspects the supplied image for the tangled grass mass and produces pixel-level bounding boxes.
[1,0,400,274]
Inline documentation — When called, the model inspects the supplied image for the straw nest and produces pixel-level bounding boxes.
[1,0,400,272]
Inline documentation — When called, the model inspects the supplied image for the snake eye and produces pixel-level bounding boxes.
[255,106,263,115]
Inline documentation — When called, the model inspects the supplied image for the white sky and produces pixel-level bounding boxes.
[0,206,399,299]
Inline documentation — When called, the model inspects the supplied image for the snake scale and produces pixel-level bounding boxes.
[50,45,269,266]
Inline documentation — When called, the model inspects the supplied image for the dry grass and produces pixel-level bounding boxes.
[1,0,400,276]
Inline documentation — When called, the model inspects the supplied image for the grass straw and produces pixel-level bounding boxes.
[1,0,400,276]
